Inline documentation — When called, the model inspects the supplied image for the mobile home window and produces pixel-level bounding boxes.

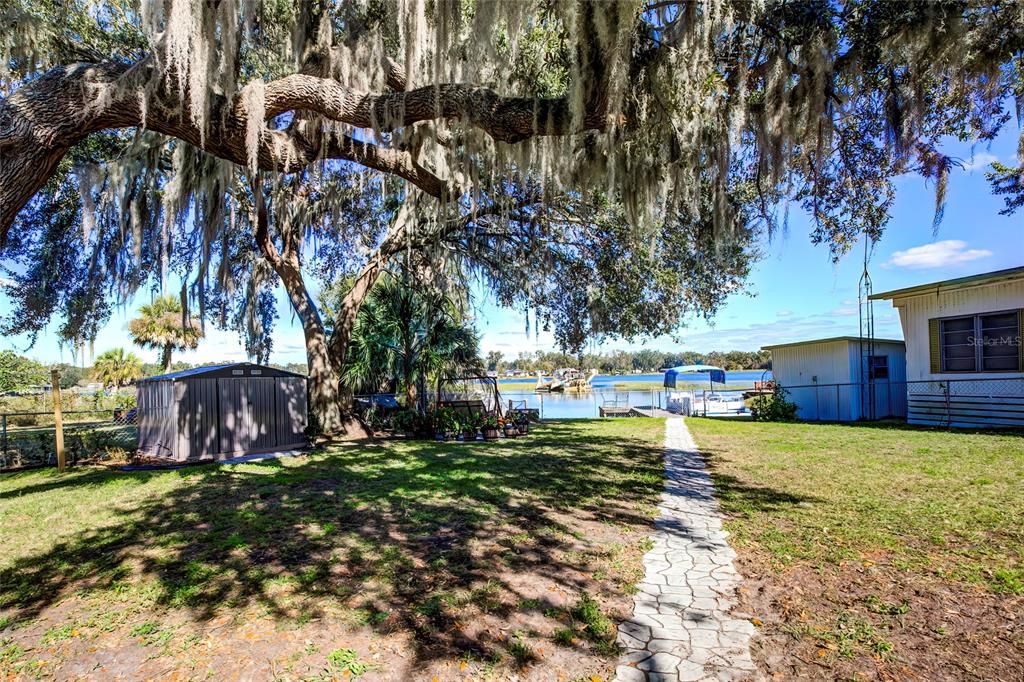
[940,316,976,372]
[938,311,1022,373]
[980,312,1020,371]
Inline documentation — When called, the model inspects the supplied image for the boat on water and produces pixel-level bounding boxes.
[535,368,597,393]
[696,392,748,415]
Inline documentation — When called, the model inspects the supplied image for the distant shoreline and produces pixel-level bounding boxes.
[497,370,772,391]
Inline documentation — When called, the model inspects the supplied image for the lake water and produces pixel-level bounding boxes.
[498,370,773,419]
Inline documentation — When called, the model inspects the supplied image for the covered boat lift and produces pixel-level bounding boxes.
[663,364,727,390]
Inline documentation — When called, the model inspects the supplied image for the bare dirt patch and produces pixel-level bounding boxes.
[736,550,1024,681]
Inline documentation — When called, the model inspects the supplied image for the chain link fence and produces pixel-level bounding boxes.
[1,380,138,471]
[778,377,1024,428]
[1,409,138,469]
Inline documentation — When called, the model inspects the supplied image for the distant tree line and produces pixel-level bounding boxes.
[0,349,248,393]
[489,349,771,374]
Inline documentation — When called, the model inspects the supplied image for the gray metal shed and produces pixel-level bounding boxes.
[136,363,308,461]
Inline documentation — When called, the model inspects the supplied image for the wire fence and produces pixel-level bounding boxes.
[777,377,1024,428]
[500,389,673,419]
[1,375,138,471]
[1,409,138,470]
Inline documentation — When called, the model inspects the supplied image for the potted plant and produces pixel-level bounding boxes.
[462,413,478,441]
[503,416,519,438]
[482,414,500,440]
[432,407,460,441]
[513,411,530,435]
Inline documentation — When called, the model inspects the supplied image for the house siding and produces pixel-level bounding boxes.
[890,278,1024,381]
[885,278,1024,428]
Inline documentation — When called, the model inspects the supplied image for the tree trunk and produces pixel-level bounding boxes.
[326,255,387,376]
[275,253,361,437]
[161,344,173,372]
[251,178,365,438]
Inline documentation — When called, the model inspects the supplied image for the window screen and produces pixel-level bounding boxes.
[980,312,1020,371]
[940,316,976,372]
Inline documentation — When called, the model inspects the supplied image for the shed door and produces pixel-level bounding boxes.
[178,379,220,460]
[275,377,308,446]
[218,378,278,454]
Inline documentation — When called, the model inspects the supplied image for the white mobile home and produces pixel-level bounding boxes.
[871,266,1024,428]
[762,336,907,421]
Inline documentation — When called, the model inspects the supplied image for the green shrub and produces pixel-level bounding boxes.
[750,386,798,422]
[392,408,418,433]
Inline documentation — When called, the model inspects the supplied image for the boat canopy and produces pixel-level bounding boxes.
[663,364,727,388]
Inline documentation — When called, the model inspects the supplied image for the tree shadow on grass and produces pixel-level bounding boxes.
[0,468,163,500]
[698,446,821,513]
[0,419,664,670]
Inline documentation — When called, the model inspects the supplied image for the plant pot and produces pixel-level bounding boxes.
[463,430,476,441]
[516,422,529,435]
[482,428,499,440]
[504,426,518,438]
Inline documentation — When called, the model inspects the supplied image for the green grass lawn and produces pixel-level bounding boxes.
[0,419,664,680]
[688,418,1024,678]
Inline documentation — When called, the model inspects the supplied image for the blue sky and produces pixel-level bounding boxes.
[2,128,1021,367]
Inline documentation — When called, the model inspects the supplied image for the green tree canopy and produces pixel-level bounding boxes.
[2,0,1022,433]
[486,351,504,372]
[0,351,48,393]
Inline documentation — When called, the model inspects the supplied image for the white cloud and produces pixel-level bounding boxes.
[883,240,991,270]
[776,309,794,318]
[0,276,14,288]
[961,152,999,172]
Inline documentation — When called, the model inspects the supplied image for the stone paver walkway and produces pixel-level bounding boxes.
[615,417,758,682]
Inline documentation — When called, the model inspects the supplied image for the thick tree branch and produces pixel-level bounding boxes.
[1,58,604,242]
[259,76,608,143]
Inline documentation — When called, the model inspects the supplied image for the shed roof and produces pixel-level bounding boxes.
[761,336,905,351]
[869,265,1024,301]
[137,362,306,383]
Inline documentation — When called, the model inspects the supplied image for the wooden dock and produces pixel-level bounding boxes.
[598,404,677,418]
[629,406,678,418]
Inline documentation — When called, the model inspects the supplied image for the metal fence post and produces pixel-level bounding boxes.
[943,381,951,429]
[51,369,66,471]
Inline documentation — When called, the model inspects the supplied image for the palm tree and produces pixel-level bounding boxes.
[343,273,483,408]
[128,296,203,371]
[92,348,143,389]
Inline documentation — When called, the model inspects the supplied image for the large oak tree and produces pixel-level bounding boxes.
[1,0,1022,433]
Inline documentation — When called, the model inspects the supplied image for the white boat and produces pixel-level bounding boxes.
[697,392,747,415]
